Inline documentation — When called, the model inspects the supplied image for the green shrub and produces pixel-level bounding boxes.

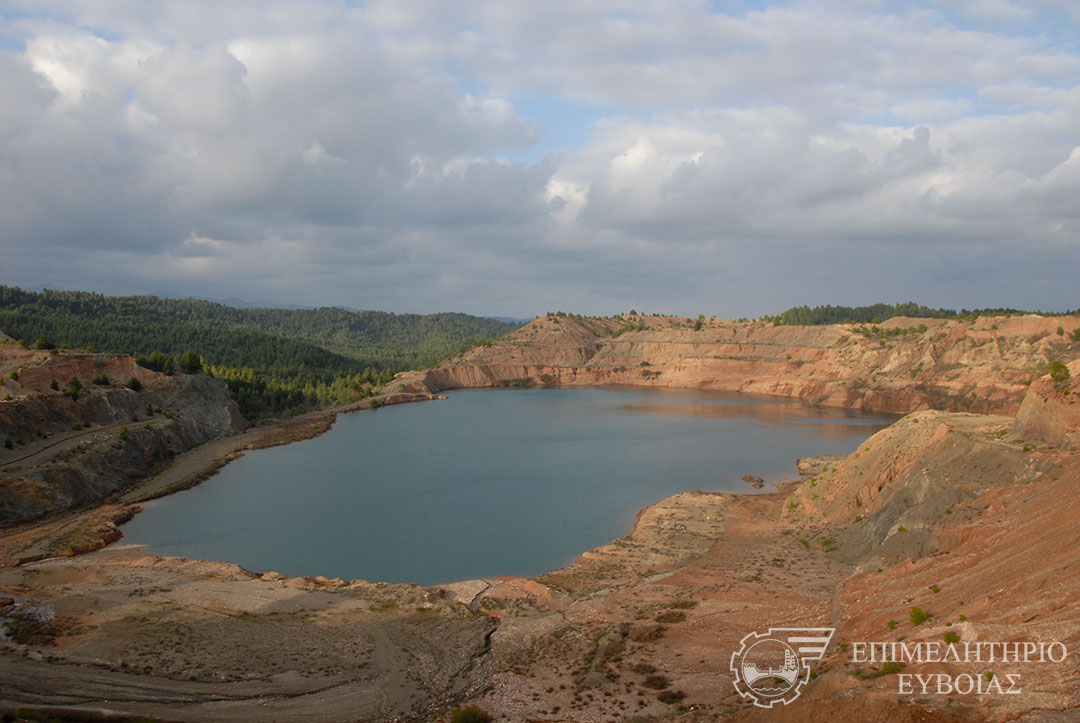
[909,607,929,626]
[1050,361,1070,382]
[930,584,941,594]
[881,661,902,675]
[127,376,142,391]
[63,376,82,400]
[118,427,129,441]
[93,374,110,386]
[886,619,897,630]
[944,630,961,644]
[178,349,202,374]
[450,706,492,723]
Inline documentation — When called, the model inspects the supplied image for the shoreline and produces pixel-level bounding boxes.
[106,383,864,587]
[2,378,1078,720]
[0,389,443,569]
[0,379,840,580]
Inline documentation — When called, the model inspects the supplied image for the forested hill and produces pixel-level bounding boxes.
[0,286,521,417]
[763,302,1072,326]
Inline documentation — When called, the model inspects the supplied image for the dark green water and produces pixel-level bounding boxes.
[122,387,896,585]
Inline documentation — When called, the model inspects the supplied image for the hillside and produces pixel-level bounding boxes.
[0,286,520,417]
[405,313,1080,415]
[0,338,245,525]
[0,287,519,369]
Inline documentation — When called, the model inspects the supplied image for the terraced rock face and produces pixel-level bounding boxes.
[412,314,1080,415]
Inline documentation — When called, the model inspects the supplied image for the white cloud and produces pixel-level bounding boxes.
[0,1,1077,315]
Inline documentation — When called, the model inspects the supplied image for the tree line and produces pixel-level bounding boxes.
[764,302,1076,326]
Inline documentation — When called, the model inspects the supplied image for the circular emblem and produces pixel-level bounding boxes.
[730,628,834,708]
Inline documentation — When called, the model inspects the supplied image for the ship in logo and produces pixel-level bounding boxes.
[741,647,800,688]
[730,627,835,708]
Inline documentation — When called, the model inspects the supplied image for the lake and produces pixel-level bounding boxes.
[121,387,897,585]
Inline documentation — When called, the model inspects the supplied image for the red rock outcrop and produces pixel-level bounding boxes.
[408,314,1080,416]
[1012,360,1080,448]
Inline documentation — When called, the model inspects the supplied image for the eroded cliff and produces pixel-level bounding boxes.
[0,340,245,524]
[410,314,1080,415]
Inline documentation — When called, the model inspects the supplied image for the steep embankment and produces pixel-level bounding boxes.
[0,339,245,524]
[410,314,1080,415]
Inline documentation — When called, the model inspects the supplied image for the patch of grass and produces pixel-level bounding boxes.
[667,599,698,610]
[451,706,493,723]
[909,607,929,626]
[629,625,666,643]
[657,689,686,704]
[887,619,897,630]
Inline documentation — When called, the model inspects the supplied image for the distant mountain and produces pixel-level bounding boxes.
[486,315,534,324]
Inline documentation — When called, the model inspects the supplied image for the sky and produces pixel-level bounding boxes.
[0,1,1078,318]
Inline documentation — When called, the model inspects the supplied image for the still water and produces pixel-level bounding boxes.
[122,387,896,585]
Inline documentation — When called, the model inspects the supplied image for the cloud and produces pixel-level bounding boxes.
[0,1,1077,316]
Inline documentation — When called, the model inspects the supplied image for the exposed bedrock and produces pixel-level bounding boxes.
[408,314,1080,416]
